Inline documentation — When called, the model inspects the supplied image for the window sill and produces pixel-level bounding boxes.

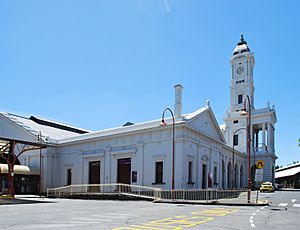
[152,182,166,185]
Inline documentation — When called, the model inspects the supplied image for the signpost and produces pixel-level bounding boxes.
[255,160,265,188]
[255,169,264,182]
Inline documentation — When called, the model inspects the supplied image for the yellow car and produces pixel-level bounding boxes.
[260,182,274,192]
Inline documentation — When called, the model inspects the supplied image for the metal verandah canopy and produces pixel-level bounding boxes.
[0,136,48,196]
[0,164,30,174]
[0,136,48,149]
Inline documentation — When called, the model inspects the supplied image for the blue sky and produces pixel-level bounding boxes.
[0,0,299,166]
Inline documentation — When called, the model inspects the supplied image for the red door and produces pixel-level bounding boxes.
[117,158,131,184]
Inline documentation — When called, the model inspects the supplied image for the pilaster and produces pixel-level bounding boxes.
[136,143,144,186]
[104,147,111,183]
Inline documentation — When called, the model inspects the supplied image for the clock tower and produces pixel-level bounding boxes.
[223,35,277,188]
[230,34,255,113]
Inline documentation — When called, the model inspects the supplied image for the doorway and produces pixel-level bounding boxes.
[117,158,131,184]
[67,169,72,186]
[202,164,207,189]
[89,161,100,192]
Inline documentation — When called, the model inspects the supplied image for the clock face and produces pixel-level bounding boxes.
[237,67,244,74]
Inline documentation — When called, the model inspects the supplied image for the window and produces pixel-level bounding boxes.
[188,161,193,183]
[214,166,218,185]
[233,120,239,124]
[155,161,163,184]
[238,94,243,104]
[67,169,72,185]
[233,134,239,146]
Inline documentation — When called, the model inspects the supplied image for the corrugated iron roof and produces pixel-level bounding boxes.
[58,107,210,144]
[0,112,90,141]
[275,165,300,179]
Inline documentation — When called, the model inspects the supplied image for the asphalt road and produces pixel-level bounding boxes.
[0,190,299,230]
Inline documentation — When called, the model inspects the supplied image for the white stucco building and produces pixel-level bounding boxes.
[0,36,276,193]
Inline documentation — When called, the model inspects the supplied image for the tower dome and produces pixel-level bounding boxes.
[233,34,251,55]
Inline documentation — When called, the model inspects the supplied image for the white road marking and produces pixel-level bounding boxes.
[292,199,297,203]
[249,208,262,228]
[249,219,256,228]
[278,203,288,207]
[293,204,300,208]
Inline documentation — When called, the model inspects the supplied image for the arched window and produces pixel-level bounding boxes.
[227,162,232,189]
[222,160,225,188]
[234,164,239,188]
[240,166,244,188]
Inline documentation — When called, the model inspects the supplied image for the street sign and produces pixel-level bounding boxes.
[255,168,264,182]
[256,160,265,169]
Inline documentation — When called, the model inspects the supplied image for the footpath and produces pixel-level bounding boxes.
[1,191,269,206]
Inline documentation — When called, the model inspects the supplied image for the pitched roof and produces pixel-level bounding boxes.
[58,106,225,145]
[0,112,90,141]
[275,163,300,179]
[58,116,185,144]
[1,106,225,146]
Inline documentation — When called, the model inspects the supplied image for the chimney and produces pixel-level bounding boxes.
[174,84,183,119]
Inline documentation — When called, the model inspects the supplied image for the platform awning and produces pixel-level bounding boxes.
[275,166,300,179]
[0,164,30,175]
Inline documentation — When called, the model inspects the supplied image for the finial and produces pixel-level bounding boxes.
[237,33,247,46]
[267,101,270,108]
[206,99,210,107]
[272,105,275,110]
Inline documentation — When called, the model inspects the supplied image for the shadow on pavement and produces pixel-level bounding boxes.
[0,197,57,206]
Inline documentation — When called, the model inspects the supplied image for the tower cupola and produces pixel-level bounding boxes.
[233,34,251,55]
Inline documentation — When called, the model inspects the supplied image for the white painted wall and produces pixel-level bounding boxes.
[39,124,247,192]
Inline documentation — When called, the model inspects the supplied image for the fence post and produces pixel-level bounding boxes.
[256,190,259,204]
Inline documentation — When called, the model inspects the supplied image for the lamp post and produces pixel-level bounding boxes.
[7,141,16,197]
[232,127,246,189]
[241,95,252,204]
[161,108,175,191]
[38,131,43,196]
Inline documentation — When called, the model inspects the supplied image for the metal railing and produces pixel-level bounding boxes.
[47,184,162,200]
[161,189,245,201]
[47,184,246,202]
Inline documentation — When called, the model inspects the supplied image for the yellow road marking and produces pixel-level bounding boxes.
[112,208,239,230]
